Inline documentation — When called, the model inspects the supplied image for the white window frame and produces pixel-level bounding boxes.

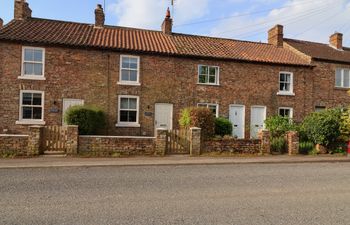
[16,90,45,125]
[19,46,46,80]
[278,107,293,119]
[116,95,140,127]
[118,55,140,86]
[197,65,220,85]
[197,103,219,117]
[335,68,350,88]
[277,71,294,96]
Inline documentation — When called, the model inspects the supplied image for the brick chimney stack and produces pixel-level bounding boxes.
[95,4,105,28]
[14,0,32,20]
[0,18,3,29]
[268,25,284,47]
[329,32,343,50]
[162,8,173,34]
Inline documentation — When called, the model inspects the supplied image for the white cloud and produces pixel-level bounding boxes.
[210,0,350,45]
[108,0,209,30]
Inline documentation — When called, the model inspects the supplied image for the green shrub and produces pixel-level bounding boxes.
[65,105,106,135]
[215,117,232,137]
[265,115,295,138]
[299,141,315,155]
[301,108,342,146]
[340,108,350,141]
[328,142,347,155]
[179,107,215,139]
[270,137,286,153]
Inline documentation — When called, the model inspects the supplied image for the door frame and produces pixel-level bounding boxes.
[154,103,173,133]
[62,98,85,125]
[250,105,267,138]
[229,104,245,139]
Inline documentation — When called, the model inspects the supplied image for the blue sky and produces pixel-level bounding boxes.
[1,0,350,45]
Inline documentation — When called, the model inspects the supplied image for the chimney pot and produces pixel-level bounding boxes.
[162,8,172,34]
[268,24,284,47]
[329,32,343,50]
[14,0,32,20]
[95,4,105,28]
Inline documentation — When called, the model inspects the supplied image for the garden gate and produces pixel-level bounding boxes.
[166,129,191,154]
[42,126,68,153]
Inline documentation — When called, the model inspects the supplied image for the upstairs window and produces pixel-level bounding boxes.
[278,72,293,95]
[198,65,219,85]
[197,103,219,117]
[21,47,45,78]
[335,68,350,88]
[119,55,140,85]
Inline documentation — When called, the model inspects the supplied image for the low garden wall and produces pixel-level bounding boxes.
[0,134,29,156]
[202,138,262,154]
[78,136,156,156]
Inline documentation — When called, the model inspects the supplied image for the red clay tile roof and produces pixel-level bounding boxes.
[0,18,310,66]
[285,38,350,63]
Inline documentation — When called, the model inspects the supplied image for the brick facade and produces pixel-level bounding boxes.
[1,1,349,140]
[310,61,350,109]
[0,41,315,138]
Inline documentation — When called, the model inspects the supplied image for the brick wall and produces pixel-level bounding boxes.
[0,134,29,156]
[0,41,315,138]
[202,138,262,154]
[78,136,156,156]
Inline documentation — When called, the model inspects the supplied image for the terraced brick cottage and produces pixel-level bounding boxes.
[283,33,350,110]
[0,0,347,138]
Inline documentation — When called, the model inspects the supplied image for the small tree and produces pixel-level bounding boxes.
[65,105,106,135]
[301,108,342,146]
[215,117,232,137]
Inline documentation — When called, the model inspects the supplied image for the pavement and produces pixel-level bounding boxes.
[1,162,350,225]
[0,154,349,169]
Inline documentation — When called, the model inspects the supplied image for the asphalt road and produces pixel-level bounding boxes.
[1,163,350,225]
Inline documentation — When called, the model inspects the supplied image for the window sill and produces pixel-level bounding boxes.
[115,123,141,128]
[277,92,295,96]
[18,76,46,81]
[117,82,141,86]
[197,83,220,86]
[334,87,350,90]
[16,120,46,125]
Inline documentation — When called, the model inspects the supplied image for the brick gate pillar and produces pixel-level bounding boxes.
[258,129,271,154]
[287,131,299,155]
[155,128,167,156]
[190,127,201,156]
[28,126,43,156]
[66,125,79,155]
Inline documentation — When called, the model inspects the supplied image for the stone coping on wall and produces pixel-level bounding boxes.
[0,134,29,137]
[79,135,156,139]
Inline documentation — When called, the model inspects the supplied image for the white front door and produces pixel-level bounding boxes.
[62,99,84,125]
[229,105,245,139]
[155,103,173,133]
[250,106,266,139]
